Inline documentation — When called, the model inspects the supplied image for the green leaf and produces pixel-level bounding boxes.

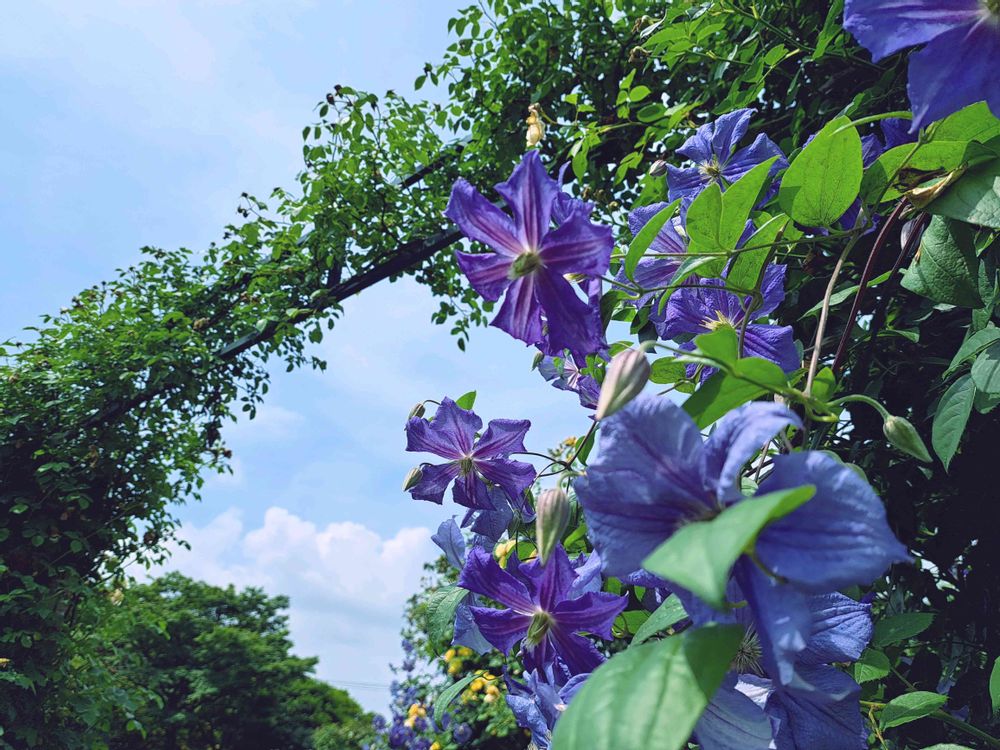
[881,691,947,729]
[854,649,891,683]
[693,326,740,368]
[971,340,1000,395]
[425,586,467,645]
[624,201,679,281]
[727,214,789,292]
[629,85,652,102]
[455,390,477,410]
[720,156,779,230]
[946,327,1000,375]
[928,158,1000,229]
[872,612,934,647]
[990,656,1000,715]
[779,116,863,226]
[812,366,837,403]
[631,595,687,645]
[683,357,789,428]
[551,626,742,750]
[862,141,972,203]
[434,673,479,726]
[799,271,892,319]
[649,358,686,385]
[932,374,975,470]
[643,486,815,608]
[931,102,1000,144]
[901,216,982,307]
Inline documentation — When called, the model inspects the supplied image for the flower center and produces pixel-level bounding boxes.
[524,610,554,647]
[508,250,544,279]
[731,624,764,676]
[703,309,736,332]
[458,456,475,476]
[698,157,723,183]
[983,0,1000,17]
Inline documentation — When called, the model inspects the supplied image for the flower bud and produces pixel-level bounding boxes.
[595,348,650,420]
[402,466,423,492]
[883,415,932,463]
[531,351,546,370]
[408,402,426,419]
[648,159,668,177]
[535,488,571,565]
[525,103,545,148]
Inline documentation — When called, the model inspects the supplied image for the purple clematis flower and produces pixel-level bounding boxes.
[505,668,589,750]
[666,108,788,203]
[538,353,601,410]
[693,584,872,749]
[458,544,626,677]
[445,151,613,361]
[574,397,908,598]
[654,264,800,376]
[432,518,494,654]
[615,203,691,307]
[405,397,536,510]
[844,0,1000,132]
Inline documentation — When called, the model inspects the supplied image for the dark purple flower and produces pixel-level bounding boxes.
[445,151,613,361]
[538,354,601,409]
[458,544,626,676]
[452,722,473,744]
[654,264,800,376]
[574,397,908,589]
[405,397,535,509]
[844,0,1000,131]
[882,116,917,149]
[666,108,788,203]
[505,668,589,750]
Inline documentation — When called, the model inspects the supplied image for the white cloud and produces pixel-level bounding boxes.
[156,506,437,712]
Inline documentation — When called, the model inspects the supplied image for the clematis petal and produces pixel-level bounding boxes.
[655,284,717,339]
[467,487,514,542]
[768,665,866,750]
[755,264,788,317]
[842,0,981,62]
[469,606,533,654]
[445,178,522,256]
[722,134,788,186]
[474,418,531,458]
[667,164,708,202]
[432,517,466,569]
[547,628,606,676]
[455,250,514,302]
[552,591,628,640]
[735,559,813,686]
[495,150,560,251]
[459,546,537,613]
[454,596,494,654]
[534,269,606,361]
[567,551,604,598]
[702,402,802,502]
[475,457,536,505]
[574,397,712,577]
[742,324,801,374]
[409,461,461,504]
[539,209,613,277]
[800,593,872,665]
[453,471,495,510]
[406,396,483,457]
[708,108,756,160]
[756,452,910,592]
[492,275,545,346]
[882,117,916,149]
[527,545,580,612]
[695,674,776,750]
[907,22,1000,132]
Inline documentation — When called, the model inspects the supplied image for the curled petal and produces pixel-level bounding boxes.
[769,665,866,750]
[476,457,536,505]
[534,269,606,361]
[722,133,788,186]
[455,250,513,302]
[755,264,788,318]
[800,593,872,665]
[445,178,522,256]
[432,517,466,569]
[454,596,493,654]
[695,674,776,750]
[453,471,495,510]
[756,452,910,592]
[495,150,560,251]
[547,627,606,676]
[409,462,460,504]
[475,418,531,458]
[742,324,801,375]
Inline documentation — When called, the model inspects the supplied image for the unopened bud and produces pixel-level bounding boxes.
[532,351,546,370]
[402,466,424,492]
[525,103,545,148]
[595,348,650,420]
[408,402,426,419]
[648,159,668,177]
[535,488,571,565]
[883,415,931,463]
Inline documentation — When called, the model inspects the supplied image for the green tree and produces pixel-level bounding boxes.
[95,573,372,750]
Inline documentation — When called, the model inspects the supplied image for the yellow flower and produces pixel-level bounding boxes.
[447,661,461,675]
[469,677,485,692]
[443,648,456,662]
[486,684,501,697]
[457,646,474,658]
[430,743,442,750]
[495,539,517,567]
[404,716,416,729]
[484,692,498,704]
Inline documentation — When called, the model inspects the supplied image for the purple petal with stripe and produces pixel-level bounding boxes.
[495,150,560,251]
[445,178,522,256]
[409,461,461,504]
[539,210,613,276]
[492,275,544,346]
[469,606,532,654]
[474,418,531,458]
[695,674,776,750]
[455,250,513,302]
[459,546,536,613]
[842,0,981,61]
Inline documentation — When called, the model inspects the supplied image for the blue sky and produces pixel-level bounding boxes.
[0,0,591,712]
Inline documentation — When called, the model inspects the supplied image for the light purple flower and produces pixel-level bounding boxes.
[654,264,800,376]
[844,0,1000,131]
[666,108,788,203]
[615,203,690,307]
[458,544,626,676]
[431,517,493,654]
[405,397,535,509]
[505,668,589,750]
[538,354,601,410]
[445,151,613,361]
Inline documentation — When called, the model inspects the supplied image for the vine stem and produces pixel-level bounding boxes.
[831,200,909,374]
[805,232,863,397]
[859,701,1000,748]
